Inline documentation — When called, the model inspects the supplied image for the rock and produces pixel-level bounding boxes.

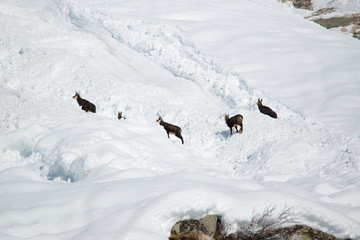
[309,7,335,17]
[168,233,213,240]
[280,0,360,40]
[282,0,313,10]
[313,15,360,29]
[169,215,220,240]
[199,215,219,237]
[311,13,360,40]
[279,225,344,240]
[302,5,360,40]
[351,24,360,39]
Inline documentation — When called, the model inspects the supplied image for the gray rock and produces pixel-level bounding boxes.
[199,215,219,237]
[170,215,220,238]
[313,15,360,29]
[282,0,313,10]
[280,225,345,240]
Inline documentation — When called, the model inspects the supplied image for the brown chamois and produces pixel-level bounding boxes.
[72,92,96,113]
[156,116,184,144]
[256,98,277,119]
[225,114,243,137]
[118,111,126,120]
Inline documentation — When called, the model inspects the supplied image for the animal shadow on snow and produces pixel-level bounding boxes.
[216,130,234,139]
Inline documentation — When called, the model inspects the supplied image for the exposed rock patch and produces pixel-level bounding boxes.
[169,215,350,240]
[169,215,221,240]
[312,14,360,29]
[276,225,344,240]
[311,13,360,39]
[309,7,336,17]
[282,0,314,10]
[352,24,360,38]
[283,0,360,39]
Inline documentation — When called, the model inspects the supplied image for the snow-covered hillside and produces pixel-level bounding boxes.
[0,0,360,239]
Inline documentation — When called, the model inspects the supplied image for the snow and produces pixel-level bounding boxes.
[0,0,360,239]
[312,0,360,12]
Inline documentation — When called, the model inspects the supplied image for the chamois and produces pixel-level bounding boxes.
[256,98,277,119]
[72,92,96,113]
[225,114,243,137]
[156,116,184,144]
[118,111,126,120]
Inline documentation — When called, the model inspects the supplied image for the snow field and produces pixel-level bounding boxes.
[0,0,360,239]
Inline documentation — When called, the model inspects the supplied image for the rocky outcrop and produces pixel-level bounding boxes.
[282,0,360,39]
[285,0,360,40]
[312,14,360,29]
[169,215,350,240]
[282,0,313,10]
[311,13,360,40]
[308,7,335,17]
[277,225,345,240]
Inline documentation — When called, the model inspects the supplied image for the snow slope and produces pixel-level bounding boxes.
[0,0,360,239]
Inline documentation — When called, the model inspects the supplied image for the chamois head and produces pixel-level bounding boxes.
[224,114,229,121]
[156,116,163,124]
[72,92,80,99]
[256,98,263,106]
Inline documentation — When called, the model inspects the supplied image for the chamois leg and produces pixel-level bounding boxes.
[167,132,170,138]
[229,128,233,137]
[235,126,239,133]
[239,123,243,134]
[176,133,184,144]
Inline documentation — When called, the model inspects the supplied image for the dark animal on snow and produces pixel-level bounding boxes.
[72,92,96,113]
[256,98,277,119]
[225,114,243,137]
[118,111,126,120]
[156,116,184,144]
